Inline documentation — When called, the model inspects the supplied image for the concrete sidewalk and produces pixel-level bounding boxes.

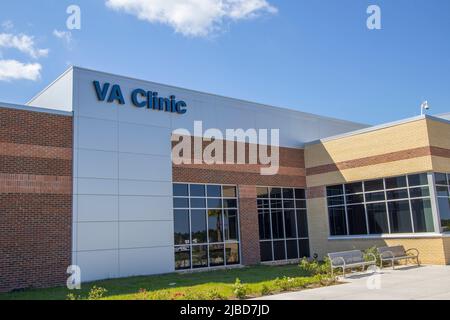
[254,265,450,300]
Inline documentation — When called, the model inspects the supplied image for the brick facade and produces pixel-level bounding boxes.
[172,135,306,265]
[0,107,73,292]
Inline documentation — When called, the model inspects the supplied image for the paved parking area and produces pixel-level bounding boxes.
[255,265,450,300]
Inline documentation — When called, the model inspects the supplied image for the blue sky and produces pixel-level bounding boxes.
[0,0,449,125]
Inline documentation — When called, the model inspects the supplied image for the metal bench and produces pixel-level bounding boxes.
[328,250,377,278]
[377,245,420,269]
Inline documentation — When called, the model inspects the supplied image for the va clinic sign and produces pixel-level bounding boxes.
[93,81,187,114]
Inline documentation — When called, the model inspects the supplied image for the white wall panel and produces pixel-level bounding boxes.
[78,117,118,151]
[119,180,172,196]
[77,222,118,251]
[118,122,171,155]
[119,196,172,221]
[77,250,119,282]
[78,195,118,222]
[77,178,118,195]
[118,153,171,181]
[119,247,174,277]
[78,149,118,179]
[119,221,173,249]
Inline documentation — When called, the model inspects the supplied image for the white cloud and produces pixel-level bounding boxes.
[105,0,277,37]
[53,29,74,48]
[2,20,14,31]
[0,59,42,81]
[0,33,49,59]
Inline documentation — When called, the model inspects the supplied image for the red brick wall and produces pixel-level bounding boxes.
[172,135,306,265]
[0,107,73,292]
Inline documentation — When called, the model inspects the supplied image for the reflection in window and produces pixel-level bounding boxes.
[327,173,436,236]
[436,173,450,232]
[258,187,310,262]
[173,184,240,270]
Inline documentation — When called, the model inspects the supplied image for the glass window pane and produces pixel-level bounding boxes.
[346,194,364,204]
[209,244,225,267]
[296,210,309,238]
[258,211,271,240]
[295,189,306,199]
[270,188,282,199]
[347,204,367,235]
[222,186,237,198]
[295,199,307,208]
[260,241,273,262]
[386,189,408,200]
[409,187,430,198]
[411,199,434,233]
[364,179,384,192]
[173,184,188,197]
[208,210,224,243]
[192,245,208,268]
[191,209,207,244]
[435,173,448,185]
[223,199,237,208]
[174,210,190,245]
[388,201,413,233]
[365,191,385,202]
[286,240,298,259]
[328,206,347,236]
[225,243,239,265]
[270,199,282,209]
[283,188,294,199]
[224,210,239,241]
[327,196,344,206]
[408,173,428,187]
[298,239,310,258]
[175,246,191,270]
[367,203,389,234]
[284,210,297,238]
[283,200,295,208]
[257,187,269,199]
[257,199,269,209]
[327,185,343,197]
[385,176,407,189]
[271,210,285,239]
[436,186,450,197]
[273,241,286,260]
[438,197,450,233]
[190,198,206,208]
[173,197,189,208]
[190,184,205,197]
[207,198,222,209]
[207,185,221,197]
[345,182,363,194]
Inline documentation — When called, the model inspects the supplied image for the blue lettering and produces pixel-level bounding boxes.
[131,89,147,108]
[176,101,187,114]
[93,81,110,101]
[108,85,125,105]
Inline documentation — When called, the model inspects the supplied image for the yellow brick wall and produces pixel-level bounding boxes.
[427,118,450,150]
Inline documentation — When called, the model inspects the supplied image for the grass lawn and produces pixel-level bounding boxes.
[0,264,335,300]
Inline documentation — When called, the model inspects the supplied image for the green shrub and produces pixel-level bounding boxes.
[363,246,381,265]
[260,284,271,296]
[232,278,248,300]
[299,257,331,276]
[87,286,108,300]
[274,276,297,291]
[66,292,80,300]
[207,289,226,300]
[149,289,171,300]
[183,289,208,300]
[136,288,149,300]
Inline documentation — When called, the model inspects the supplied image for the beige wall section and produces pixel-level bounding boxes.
[427,118,450,150]
[305,119,430,168]
[307,196,449,265]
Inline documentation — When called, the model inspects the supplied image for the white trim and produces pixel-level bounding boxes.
[328,233,449,240]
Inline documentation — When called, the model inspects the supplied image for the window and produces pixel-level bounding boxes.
[326,173,436,236]
[173,183,240,270]
[435,173,450,232]
[257,187,310,262]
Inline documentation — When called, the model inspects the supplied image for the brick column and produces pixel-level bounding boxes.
[238,185,260,265]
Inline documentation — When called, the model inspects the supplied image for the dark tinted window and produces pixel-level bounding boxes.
[273,241,286,260]
[385,176,407,189]
[190,184,205,197]
[175,246,190,270]
[328,206,347,236]
[270,188,282,198]
[345,182,363,194]
[409,187,430,198]
[173,184,188,196]
[295,189,306,199]
[271,211,284,239]
[347,204,367,235]
[388,201,413,233]
[225,243,239,265]
[260,242,273,262]
[174,197,189,208]
[224,210,239,241]
[286,240,298,259]
[411,199,434,233]
[191,210,207,244]
[327,185,343,197]
[257,187,269,198]
[386,189,408,200]
[174,210,190,245]
[364,179,384,192]
[207,198,222,209]
[284,210,297,238]
[207,185,221,197]
[298,239,310,258]
[435,173,448,185]
[191,245,208,268]
[367,203,389,234]
[258,211,271,240]
[209,244,224,266]
[208,210,223,243]
[296,210,309,238]
[346,194,364,204]
[408,173,428,187]
[365,191,385,202]
[190,198,206,208]
[283,188,294,199]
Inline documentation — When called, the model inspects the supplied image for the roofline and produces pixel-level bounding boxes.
[69,66,368,127]
[304,114,450,146]
[26,66,74,106]
[0,101,73,117]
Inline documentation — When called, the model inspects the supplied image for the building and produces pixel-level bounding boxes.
[0,66,449,292]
